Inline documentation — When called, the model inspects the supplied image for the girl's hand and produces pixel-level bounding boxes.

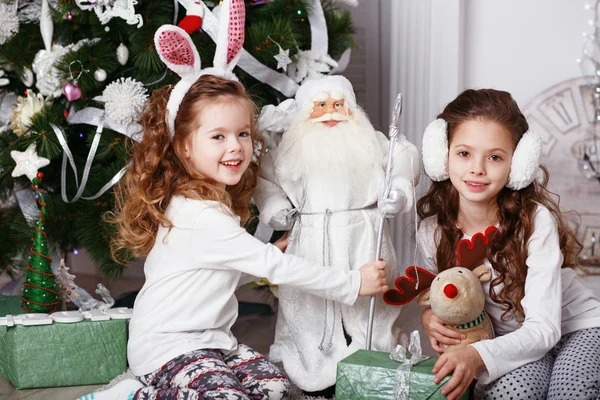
[433,346,483,400]
[358,260,388,296]
[421,308,466,353]
[273,232,289,252]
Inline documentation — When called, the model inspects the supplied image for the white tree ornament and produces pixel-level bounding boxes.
[10,90,48,136]
[287,50,338,84]
[94,77,148,125]
[274,47,292,72]
[0,2,19,45]
[10,143,50,181]
[75,0,143,28]
[57,259,80,310]
[0,70,9,87]
[40,0,53,51]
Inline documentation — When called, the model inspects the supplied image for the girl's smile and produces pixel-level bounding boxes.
[463,180,490,192]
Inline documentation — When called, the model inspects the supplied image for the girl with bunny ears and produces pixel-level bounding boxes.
[417,89,600,400]
[77,2,388,400]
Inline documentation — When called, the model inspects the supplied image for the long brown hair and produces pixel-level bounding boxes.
[107,75,261,260]
[417,89,581,320]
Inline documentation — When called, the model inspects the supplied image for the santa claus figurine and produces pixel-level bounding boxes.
[254,75,420,397]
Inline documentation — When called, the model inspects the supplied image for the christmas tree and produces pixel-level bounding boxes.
[57,258,79,310]
[0,0,356,279]
[10,143,59,313]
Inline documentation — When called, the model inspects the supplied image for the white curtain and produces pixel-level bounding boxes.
[382,0,466,270]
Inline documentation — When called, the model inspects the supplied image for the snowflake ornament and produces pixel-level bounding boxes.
[287,50,339,84]
[95,77,148,125]
[0,2,19,45]
[11,143,50,181]
[274,47,292,72]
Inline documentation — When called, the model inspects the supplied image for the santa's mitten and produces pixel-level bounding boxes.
[378,188,407,217]
[269,208,296,231]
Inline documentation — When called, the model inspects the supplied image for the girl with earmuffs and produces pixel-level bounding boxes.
[417,89,600,400]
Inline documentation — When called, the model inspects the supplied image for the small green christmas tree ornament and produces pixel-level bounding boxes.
[10,143,59,313]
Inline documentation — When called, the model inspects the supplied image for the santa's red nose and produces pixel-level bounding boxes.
[444,284,458,298]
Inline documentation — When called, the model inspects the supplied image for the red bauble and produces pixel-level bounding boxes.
[37,172,44,180]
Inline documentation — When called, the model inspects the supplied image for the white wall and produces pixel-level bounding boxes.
[464,0,588,107]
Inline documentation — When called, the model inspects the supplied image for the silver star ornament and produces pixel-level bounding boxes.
[11,143,50,181]
[274,47,292,72]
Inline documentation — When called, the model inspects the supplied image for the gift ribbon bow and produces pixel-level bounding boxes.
[390,330,430,400]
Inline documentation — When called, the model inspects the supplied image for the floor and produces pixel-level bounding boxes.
[2,272,600,400]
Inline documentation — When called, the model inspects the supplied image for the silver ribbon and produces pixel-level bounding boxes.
[390,330,430,400]
[13,185,39,225]
[306,0,328,56]
[67,107,143,142]
[50,121,130,202]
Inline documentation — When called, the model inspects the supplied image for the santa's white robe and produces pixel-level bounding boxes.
[253,130,419,391]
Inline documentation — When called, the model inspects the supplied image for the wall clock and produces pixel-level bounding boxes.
[523,76,600,261]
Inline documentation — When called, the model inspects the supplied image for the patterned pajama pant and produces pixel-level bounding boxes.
[134,344,290,400]
[474,327,600,400]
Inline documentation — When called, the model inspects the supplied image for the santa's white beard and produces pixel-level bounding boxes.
[274,109,384,209]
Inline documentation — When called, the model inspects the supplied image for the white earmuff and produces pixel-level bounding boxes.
[421,118,542,190]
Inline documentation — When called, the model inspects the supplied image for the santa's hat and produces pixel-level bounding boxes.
[295,75,357,111]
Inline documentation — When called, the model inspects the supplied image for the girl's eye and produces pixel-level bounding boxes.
[320,102,326,108]
[239,131,250,137]
[212,134,224,140]
[490,154,502,162]
[458,151,469,157]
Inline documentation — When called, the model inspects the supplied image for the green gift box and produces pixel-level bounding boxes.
[336,349,471,400]
[0,295,128,389]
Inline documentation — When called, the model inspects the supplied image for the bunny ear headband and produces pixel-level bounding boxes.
[154,0,246,138]
[421,118,543,191]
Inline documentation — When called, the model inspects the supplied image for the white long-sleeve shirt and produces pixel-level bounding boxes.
[128,196,361,376]
[418,205,600,384]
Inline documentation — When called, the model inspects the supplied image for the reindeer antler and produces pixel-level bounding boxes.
[457,226,498,270]
[383,266,437,306]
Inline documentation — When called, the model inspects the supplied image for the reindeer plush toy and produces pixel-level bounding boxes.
[384,226,498,354]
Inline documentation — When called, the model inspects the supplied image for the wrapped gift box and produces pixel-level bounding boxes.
[336,349,471,400]
[0,295,128,389]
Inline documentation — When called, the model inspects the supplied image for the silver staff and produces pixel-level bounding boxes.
[365,93,403,350]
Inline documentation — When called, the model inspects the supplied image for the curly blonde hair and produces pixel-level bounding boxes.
[107,75,262,260]
[417,89,582,321]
